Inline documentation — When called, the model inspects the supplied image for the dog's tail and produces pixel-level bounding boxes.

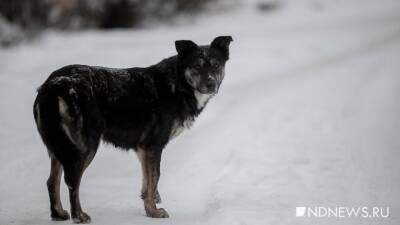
[33,80,86,162]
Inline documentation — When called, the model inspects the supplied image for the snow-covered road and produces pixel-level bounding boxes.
[1,1,400,224]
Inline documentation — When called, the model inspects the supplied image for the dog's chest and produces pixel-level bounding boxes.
[169,92,213,140]
[170,119,193,139]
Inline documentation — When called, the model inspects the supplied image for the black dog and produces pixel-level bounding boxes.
[33,36,232,223]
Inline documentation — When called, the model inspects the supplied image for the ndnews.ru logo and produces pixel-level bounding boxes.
[296,207,390,218]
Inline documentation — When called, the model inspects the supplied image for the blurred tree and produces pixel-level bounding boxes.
[0,0,50,28]
[100,0,141,28]
[0,0,215,30]
[0,0,216,46]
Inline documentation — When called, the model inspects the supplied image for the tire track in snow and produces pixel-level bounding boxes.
[239,27,400,93]
[237,13,400,39]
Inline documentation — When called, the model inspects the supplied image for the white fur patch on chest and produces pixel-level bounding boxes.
[169,91,213,140]
[194,91,213,109]
[170,119,194,140]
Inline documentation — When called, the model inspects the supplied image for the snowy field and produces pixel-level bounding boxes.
[1,0,400,224]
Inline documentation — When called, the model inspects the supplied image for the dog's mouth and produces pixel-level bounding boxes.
[198,85,218,94]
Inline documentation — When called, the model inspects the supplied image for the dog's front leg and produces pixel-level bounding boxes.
[137,149,162,203]
[140,180,162,203]
[140,186,162,204]
[139,149,169,218]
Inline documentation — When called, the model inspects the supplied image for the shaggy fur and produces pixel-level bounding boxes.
[33,36,232,223]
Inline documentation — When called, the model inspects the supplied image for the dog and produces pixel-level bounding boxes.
[33,36,232,223]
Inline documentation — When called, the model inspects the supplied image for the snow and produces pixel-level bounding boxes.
[1,0,400,224]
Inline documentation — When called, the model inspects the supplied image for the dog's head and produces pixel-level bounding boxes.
[175,36,233,94]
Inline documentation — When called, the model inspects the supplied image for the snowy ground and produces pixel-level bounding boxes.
[1,0,400,224]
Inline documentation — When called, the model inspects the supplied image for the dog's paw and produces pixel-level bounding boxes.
[72,211,91,224]
[146,208,169,218]
[51,209,70,221]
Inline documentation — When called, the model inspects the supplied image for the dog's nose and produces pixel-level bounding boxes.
[206,82,215,89]
[206,76,216,90]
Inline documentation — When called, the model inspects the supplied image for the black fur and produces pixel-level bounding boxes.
[33,36,232,223]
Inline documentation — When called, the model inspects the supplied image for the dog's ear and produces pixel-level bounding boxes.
[175,40,198,56]
[211,36,233,59]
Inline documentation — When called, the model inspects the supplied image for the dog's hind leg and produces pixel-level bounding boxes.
[138,148,169,218]
[137,149,162,204]
[63,150,97,224]
[47,158,70,221]
[57,93,103,223]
